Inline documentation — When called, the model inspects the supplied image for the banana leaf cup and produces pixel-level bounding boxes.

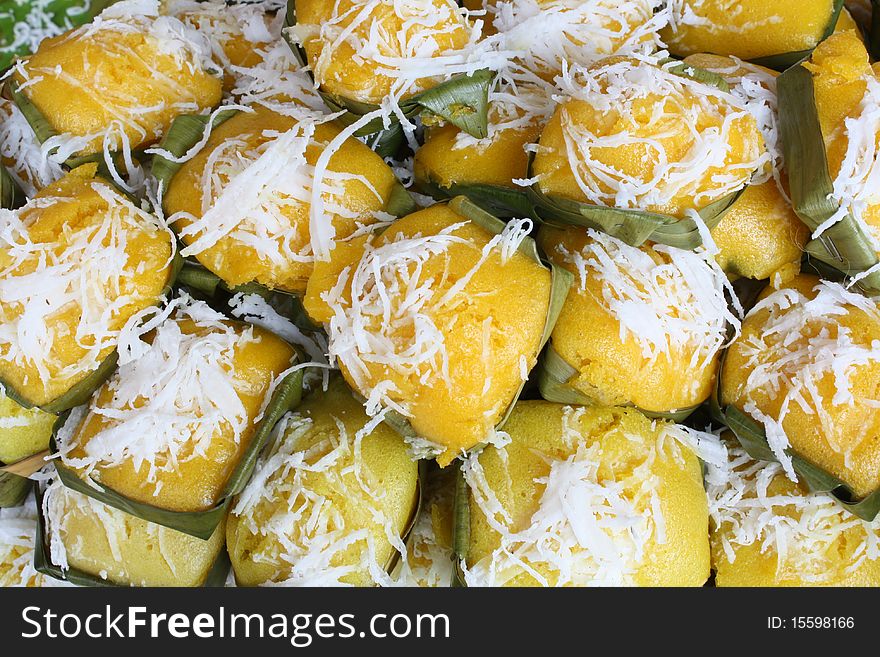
[525,63,753,250]
[0,165,183,414]
[778,59,880,292]
[49,358,305,540]
[153,107,418,302]
[33,481,231,587]
[452,401,711,587]
[282,0,492,140]
[336,196,574,464]
[5,3,222,169]
[227,376,424,586]
[713,352,880,522]
[534,223,738,422]
[712,275,880,522]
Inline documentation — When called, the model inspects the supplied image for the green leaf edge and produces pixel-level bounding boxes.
[536,344,702,422]
[32,483,232,587]
[778,61,880,292]
[525,151,745,250]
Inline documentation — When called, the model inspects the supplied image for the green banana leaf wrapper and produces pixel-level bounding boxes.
[712,348,880,521]
[450,465,469,587]
[524,62,760,249]
[0,165,25,209]
[49,366,305,540]
[32,483,232,587]
[536,344,702,422]
[526,165,745,252]
[0,0,120,72]
[778,58,880,292]
[749,0,845,70]
[372,196,573,449]
[0,468,31,507]
[415,178,535,219]
[153,108,418,300]
[283,0,492,140]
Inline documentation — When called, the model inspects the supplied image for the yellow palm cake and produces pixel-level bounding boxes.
[290,0,474,104]
[462,401,710,586]
[414,78,554,202]
[531,55,765,220]
[42,479,225,586]
[708,442,880,586]
[662,0,845,62]
[0,164,175,408]
[227,377,419,586]
[491,0,667,79]
[304,203,553,466]
[799,30,880,256]
[538,223,737,415]
[163,0,280,89]
[721,275,880,498]
[683,53,808,283]
[57,294,296,513]
[0,392,55,466]
[12,0,222,162]
[164,107,399,294]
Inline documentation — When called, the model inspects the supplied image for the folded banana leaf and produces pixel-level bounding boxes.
[713,347,880,521]
[283,0,492,139]
[372,196,572,448]
[0,165,25,209]
[750,0,845,70]
[719,403,880,521]
[33,483,232,587]
[537,344,702,422]
[450,465,469,587]
[151,109,240,198]
[0,469,30,507]
[778,56,880,292]
[50,367,305,540]
[415,178,535,219]
[526,158,745,251]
